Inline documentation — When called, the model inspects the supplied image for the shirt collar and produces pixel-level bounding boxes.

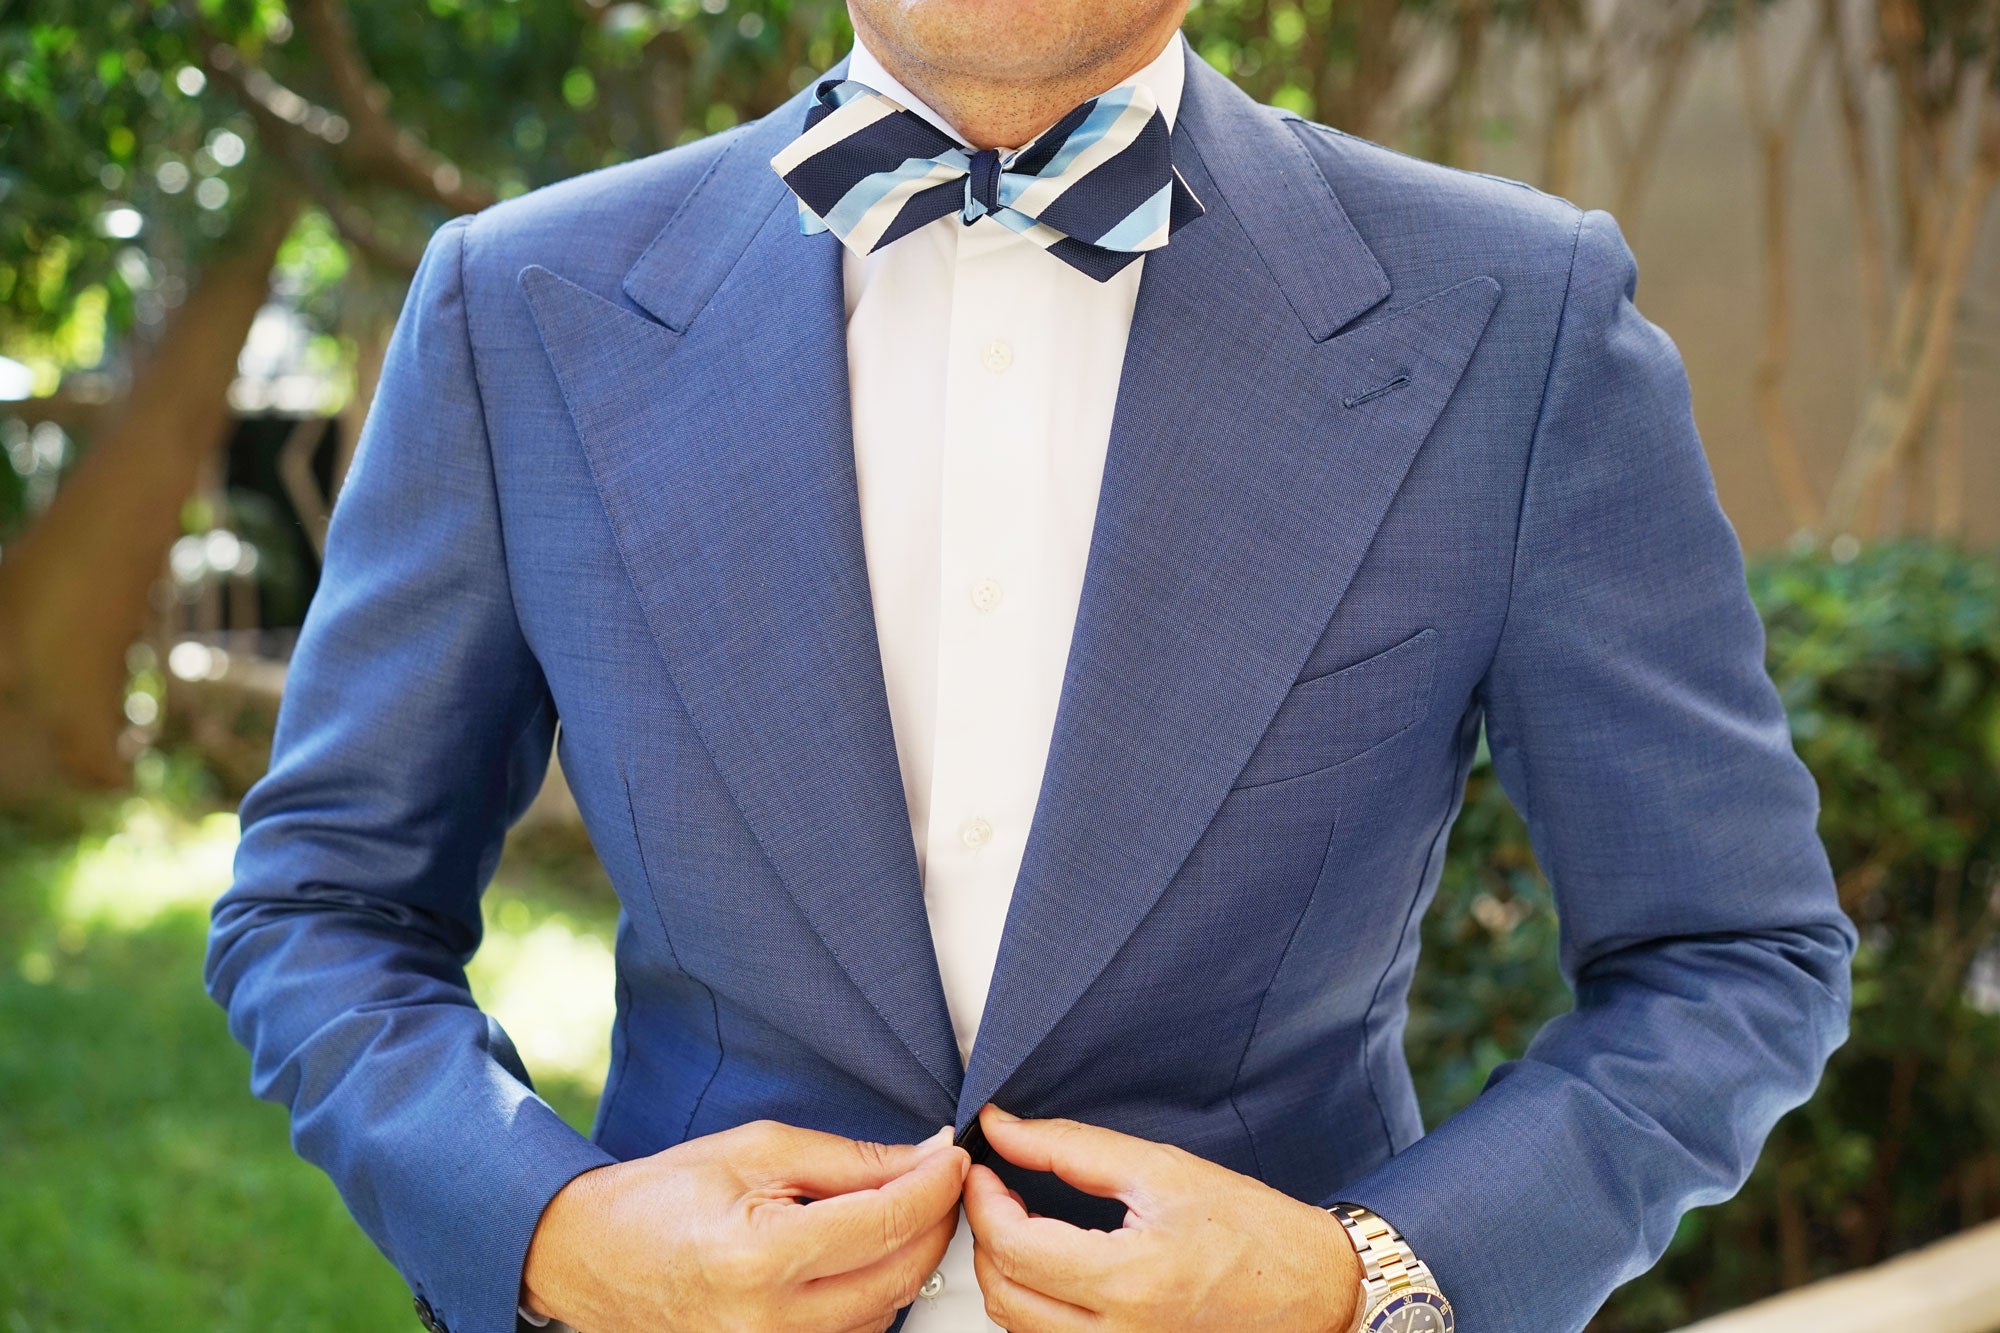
[843,25,1187,153]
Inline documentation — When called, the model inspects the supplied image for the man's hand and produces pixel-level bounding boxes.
[521,1118,970,1333]
[962,1105,1360,1332]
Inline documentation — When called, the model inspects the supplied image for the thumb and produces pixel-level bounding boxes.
[762,1123,957,1198]
[975,1105,1170,1203]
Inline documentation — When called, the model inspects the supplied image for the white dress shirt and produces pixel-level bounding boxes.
[843,27,1186,1333]
[524,28,1187,1332]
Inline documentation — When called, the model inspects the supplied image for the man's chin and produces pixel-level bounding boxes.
[849,0,1180,85]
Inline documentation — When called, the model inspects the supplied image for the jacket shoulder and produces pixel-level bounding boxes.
[453,123,758,310]
[1283,116,1585,303]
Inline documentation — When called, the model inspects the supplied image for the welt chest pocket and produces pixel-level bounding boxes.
[1231,627,1440,789]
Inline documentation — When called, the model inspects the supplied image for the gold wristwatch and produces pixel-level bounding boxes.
[1329,1203,1455,1333]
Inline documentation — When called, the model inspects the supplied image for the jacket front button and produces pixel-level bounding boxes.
[412,1295,446,1332]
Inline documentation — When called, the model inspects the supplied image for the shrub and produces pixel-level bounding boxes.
[1408,537,2000,1330]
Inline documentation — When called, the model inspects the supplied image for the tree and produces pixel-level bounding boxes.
[4,0,1994,803]
[0,0,855,800]
[1817,0,2000,538]
[0,2,280,797]
[1734,0,2000,540]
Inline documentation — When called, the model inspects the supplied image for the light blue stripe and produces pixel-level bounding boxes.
[1090,182,1172,251]
[986,209,1045,241]
[997,87,1140,208]
[822,152,967,239]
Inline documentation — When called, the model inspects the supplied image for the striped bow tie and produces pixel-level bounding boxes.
[769,77,1204,281]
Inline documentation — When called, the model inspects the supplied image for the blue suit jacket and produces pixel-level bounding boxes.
[208,41,1855,1333]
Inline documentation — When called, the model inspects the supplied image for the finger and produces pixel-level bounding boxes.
[977,1105,1172,1203]
[967,1157,1029,1211]
[962,1163,1119,1303]
[803,1198,958,1329]
[961,1162,1026,1235]
[755,1122,957,1198]
[974,1234,1101,1333]
[780,1136,969,1279]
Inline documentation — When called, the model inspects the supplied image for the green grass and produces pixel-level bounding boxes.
[0,798,619,1332]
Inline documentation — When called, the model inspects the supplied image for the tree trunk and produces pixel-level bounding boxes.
[0,196,298,802]
[1739,10,1827,534]
[1431,0,1489,168]
[1933,375,1964,537]
[1611,5,1701,227]
[1823,98,2000,536]
[1824,0,1891,359]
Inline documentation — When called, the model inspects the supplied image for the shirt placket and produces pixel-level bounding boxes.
[921,217,1055,1069]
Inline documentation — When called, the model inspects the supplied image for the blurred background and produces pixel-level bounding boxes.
[1,0,1996,1329]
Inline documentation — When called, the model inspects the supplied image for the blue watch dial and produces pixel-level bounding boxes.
[1366,1290,1454,1333]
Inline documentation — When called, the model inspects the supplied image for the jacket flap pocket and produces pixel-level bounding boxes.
[1232,628,1438,789]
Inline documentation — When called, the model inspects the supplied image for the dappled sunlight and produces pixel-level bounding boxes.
[12,797,617,1099]
[57,803,239,932]
[467,899,616,1094]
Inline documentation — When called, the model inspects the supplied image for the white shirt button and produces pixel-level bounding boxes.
[919,1269,945,1299]
[969,578,1004,612]
[981,339,1014,374]
[960,817,993,849]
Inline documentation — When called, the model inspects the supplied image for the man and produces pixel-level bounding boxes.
[205,0,1857,1329]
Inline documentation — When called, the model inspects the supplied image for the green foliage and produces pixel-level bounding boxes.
[1411,538,2000,1330]
[2,542,1994,1327]
[5,1,1999,1320]
[0,794,609,1329]
[0,914,419,1330]
[0,4,247,349]
[1723,540,2000,1291]
[0,798,409,1329]
[1405,725,1568,1126]
[271,208,351,324]
[1185,0,1447,110]
[0,0,872,404]
[5,0,1991,382]
[0,415,76,547]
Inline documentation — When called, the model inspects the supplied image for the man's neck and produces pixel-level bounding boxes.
[847,8,1186,150]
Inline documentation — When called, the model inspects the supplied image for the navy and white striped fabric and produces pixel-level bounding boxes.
[769,78,1204,281]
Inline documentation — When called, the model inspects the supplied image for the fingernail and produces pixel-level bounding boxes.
[985,1104,1018,1123]
[920,1124,953,1151]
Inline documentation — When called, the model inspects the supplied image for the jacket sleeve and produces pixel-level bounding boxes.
[1334,207,1857,1332]
[205,215,616,1333]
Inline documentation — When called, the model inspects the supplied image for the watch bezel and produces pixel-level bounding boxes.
[1363,1287,1455,1332]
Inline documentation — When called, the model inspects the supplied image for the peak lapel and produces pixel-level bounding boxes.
[519,82,964,1105]
[957,53,1502,1124]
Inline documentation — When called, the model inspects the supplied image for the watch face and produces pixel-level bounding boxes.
[1367,1290,1454,1333]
